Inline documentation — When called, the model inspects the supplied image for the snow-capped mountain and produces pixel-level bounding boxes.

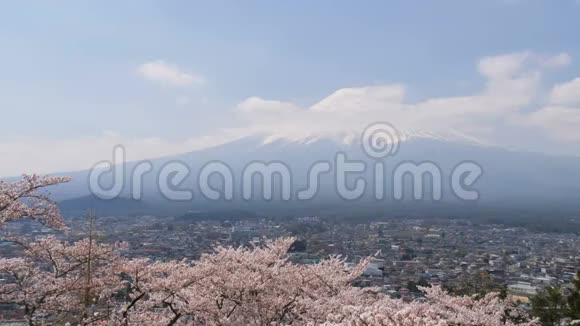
[41,132,580,218]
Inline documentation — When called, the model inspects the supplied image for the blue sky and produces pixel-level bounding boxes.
[1,0,580,176]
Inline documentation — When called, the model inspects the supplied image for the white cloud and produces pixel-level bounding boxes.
[520,106,580,142]
[310,85,406,113]
[542,52,572,68]
[478,51,570,79]
[137,60,204,87]
[0,131,243,177]
[549,78,580,105]
[478,52,531,79]
[2,51,578,177]
[234,51,573,145]
[514,76,580,142]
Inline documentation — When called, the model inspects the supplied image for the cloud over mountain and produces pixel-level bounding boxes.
[234,51,578,146]
[1,51,579,177]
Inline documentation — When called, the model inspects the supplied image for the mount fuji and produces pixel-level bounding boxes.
[40,131,580,221]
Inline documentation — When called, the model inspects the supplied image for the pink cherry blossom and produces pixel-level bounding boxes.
[0,175,539,325]
[0,175,70,229]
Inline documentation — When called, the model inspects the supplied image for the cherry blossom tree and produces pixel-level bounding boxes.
[0,234,127,325]
[0,175,70,229]
[113,238,538,326]
[0,257,67,325]
[0,234,539,326]
[0,174,539,325]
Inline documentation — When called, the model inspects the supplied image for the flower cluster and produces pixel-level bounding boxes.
[0,175,70,229]
[0,237,538,326]
[0,235,127,325]
[0,175,538,325]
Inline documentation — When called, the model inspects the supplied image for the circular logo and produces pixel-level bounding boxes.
[362,122,402,159]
